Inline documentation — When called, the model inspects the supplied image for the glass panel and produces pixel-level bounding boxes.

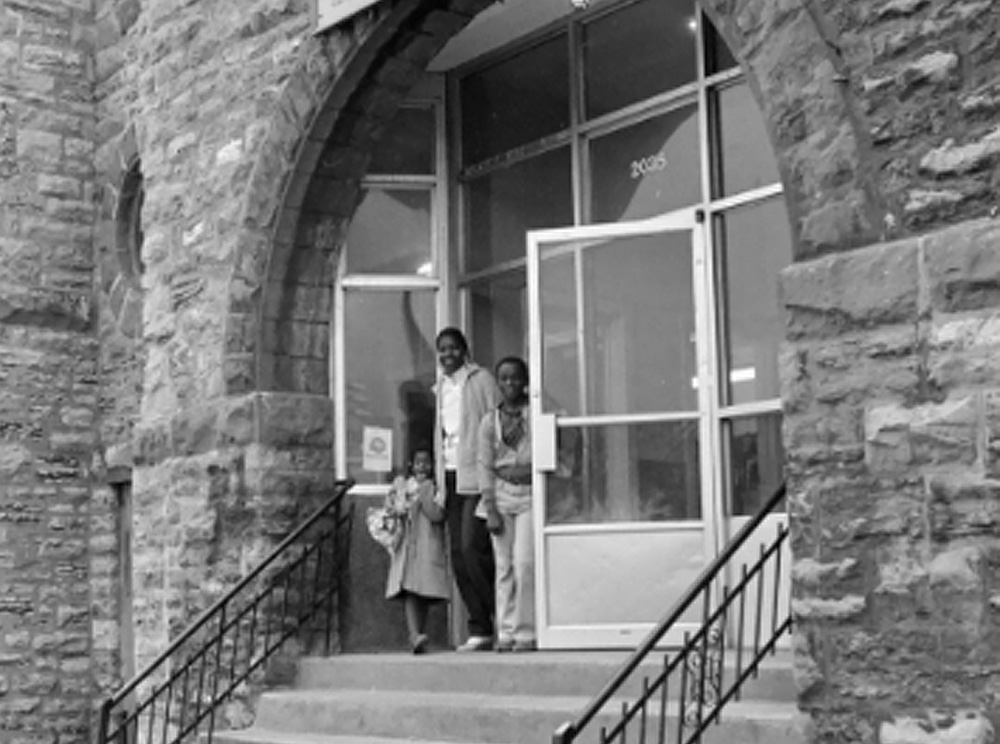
[716,197,792,405]
[538,251,579,416]
[467,147,573,272]
[345,189,433,275]
[582,233,696,414]
[713,82,780,197]
[589,106,700,222]
[460,34,570,165]
[546,530,703,625]
[344,290,437,485]
[583,0,698,120]
[368,106,435,175]
[546,420,701,525]
[726,412,784,516]
[469,271,526,367]
[704,14,737,75]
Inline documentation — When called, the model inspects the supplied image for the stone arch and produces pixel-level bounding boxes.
[701,0,891,260]
[223,0,889,397]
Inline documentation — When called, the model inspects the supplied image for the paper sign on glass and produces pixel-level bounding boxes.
[362,426,393,472]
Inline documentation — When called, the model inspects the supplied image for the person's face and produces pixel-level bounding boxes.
[497,361,528,406]
[437,335,467,375]
[412,451,433,478]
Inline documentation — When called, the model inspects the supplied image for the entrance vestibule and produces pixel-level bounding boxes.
[333,0,791,648]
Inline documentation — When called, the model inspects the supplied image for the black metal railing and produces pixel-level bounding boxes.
[552,483,789,744]
[98,479,355,744]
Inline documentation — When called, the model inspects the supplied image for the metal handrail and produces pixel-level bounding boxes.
[98,478,355,744]
[553,482,789,744]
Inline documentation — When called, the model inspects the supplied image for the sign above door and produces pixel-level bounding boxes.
[313,0,382,34]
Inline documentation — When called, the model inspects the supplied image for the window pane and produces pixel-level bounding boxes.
[467,148,573,272]
[589,106,700,222]
[345,189,432,275]
[726,413,784,516]
[469,271,526,367]
[716,197,792,405]
[583,0,698,120]
[546,421,701,525]
[704,15,737,75]
[582,233,697,414]
[344,290,437,485]
[713,82,779,197]
[368,106,435,175]
[460,34,570,165]
[538,253,580,417]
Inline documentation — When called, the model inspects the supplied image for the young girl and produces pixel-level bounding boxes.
[384,448,449,654]
[477,357,535,652]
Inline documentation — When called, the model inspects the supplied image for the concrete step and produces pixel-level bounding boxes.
[250,688,801,744]
[293,650,796,702]
[213,732,486,744]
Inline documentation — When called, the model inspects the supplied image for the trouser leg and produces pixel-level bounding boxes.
[491,511,517,641]
[512,508,536,643]
[460,494,496,637]
[445,473,494,637]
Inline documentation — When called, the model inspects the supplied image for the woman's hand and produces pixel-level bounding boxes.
[485,504,503,536]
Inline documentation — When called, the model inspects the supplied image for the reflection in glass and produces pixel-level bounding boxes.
[368,106,435,175]
[546,421,701,525]
[467,147,573,272]
[585,233,696,414]
[712,82,780,197]
[345,189,432,275]
[539,252,579,417]
[460,34,570,165]
[583,0,698,120]
[589,106,700,222]
[716,198,792,405]
[470,271,526,367]
[704,15,737,75]
[727,413,784,516]
[344,290,437,485]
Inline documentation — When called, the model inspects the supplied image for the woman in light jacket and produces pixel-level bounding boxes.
[434,327,499,651]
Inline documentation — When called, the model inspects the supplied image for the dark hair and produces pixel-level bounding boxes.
[435,326,469,353]
[410,445,434,461]
[495,356,528,381]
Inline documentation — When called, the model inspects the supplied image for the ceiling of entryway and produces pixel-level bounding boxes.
[428,0,614,71]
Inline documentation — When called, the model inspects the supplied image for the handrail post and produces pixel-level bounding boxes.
[552,721,575,744]
[98,698,112,744]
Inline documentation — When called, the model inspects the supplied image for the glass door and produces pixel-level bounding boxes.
[527,209,713,649]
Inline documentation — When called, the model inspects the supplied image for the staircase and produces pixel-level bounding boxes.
[212,649,802,744]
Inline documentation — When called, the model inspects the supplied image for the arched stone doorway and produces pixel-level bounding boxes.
[224,0,874,651]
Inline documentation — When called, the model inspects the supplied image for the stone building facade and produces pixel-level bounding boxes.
[1,0,1000,742]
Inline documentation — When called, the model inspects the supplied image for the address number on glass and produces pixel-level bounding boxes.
[630,152,668,179]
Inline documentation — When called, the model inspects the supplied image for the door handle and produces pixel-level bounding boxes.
[534,413,558,472]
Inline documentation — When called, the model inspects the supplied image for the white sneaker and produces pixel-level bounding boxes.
[456,635,493,652]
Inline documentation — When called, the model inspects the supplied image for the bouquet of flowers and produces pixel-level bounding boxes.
[366,476,414,554]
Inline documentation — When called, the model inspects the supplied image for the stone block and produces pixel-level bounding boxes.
[881,711,993,744]
[256,391,333,448]
[923,220,1000,313]
[926,475,1000,540]
[781,238,920,339]
[865,396,978,473]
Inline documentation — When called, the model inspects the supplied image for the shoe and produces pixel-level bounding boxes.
[495,638,514,653]
[512,639,536,653]
[456,635,493,652]
[411,634,429,655]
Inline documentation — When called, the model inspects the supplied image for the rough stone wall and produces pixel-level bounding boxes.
[0,0,101,740]
[86,0,404,694]
[783,219,1000,743]
[819,0,1000,236]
